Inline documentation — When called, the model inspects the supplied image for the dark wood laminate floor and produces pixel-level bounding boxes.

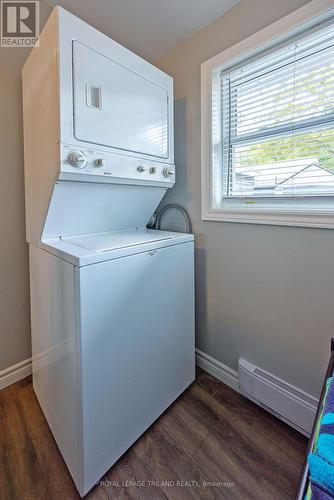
[0,369,307,500]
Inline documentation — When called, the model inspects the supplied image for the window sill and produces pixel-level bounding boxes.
[202,208,334,229]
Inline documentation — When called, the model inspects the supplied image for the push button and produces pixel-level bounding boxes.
[95,158,105,167]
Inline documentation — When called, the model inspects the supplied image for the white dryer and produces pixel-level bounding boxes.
[23,7,194,497]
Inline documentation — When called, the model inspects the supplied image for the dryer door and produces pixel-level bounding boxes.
[72,41,169,159]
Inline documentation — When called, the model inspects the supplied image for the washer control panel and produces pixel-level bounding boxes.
[60,144,175,185]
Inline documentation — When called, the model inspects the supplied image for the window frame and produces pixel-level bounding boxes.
[201,0,334,228]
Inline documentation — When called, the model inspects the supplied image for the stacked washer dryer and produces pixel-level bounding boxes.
[22,7,194,497]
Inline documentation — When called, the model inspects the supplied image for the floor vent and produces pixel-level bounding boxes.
[238,358,317,435]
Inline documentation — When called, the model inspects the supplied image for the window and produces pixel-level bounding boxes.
[222,27,334,199]
[202,2,334,227]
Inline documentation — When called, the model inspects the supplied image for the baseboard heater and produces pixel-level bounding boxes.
[238,358,317,436]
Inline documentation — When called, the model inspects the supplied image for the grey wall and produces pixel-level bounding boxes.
[0,1,52,371]
[0,0,332,399]
[157,0,334,399]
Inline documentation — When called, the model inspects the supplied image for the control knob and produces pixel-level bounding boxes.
[68,151,87,168]
[163,167,174,178]
[137,165,146,172]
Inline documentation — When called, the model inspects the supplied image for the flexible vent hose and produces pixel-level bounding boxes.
[152,204,192,233]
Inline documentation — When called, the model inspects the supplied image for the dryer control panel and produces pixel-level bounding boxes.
[60,144,175,185]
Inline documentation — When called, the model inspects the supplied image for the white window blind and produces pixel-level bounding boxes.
[221,24,334,200]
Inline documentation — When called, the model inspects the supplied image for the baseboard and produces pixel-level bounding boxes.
[195,349,316,436]
[0,358,32,391]
[195,348,240,392]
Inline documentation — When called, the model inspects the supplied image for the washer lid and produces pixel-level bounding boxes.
[61,229,173,253]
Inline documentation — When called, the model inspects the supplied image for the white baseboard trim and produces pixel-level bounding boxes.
[195,348,240,392]
[0,358,32,391]
[195,348,316,437]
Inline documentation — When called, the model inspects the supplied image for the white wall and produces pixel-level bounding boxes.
[0,0,52,372]
[157,0,334,398]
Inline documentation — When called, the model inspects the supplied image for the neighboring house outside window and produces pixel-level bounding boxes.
[201,1,334,228]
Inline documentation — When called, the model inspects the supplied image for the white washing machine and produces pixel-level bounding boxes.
[23,7,194,497]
